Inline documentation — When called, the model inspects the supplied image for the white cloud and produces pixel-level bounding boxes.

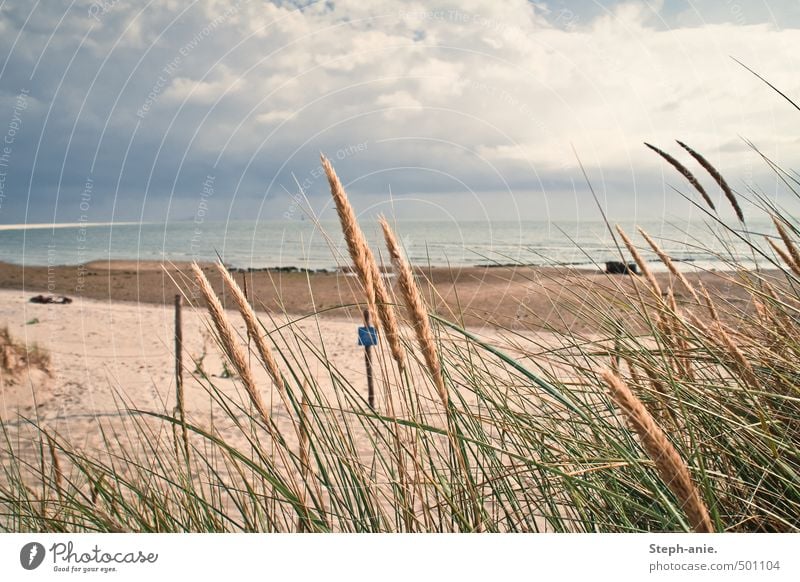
[375,90,423,111]
[163,67,242,104]
[2,0,799,222]
[256,109,296,124]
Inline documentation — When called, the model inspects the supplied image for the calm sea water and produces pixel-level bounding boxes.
[0,219,773,272]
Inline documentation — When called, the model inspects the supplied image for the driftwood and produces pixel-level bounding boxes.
[29,294,73,304]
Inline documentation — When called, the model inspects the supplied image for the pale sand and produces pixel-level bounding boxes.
[0,260,761,334]
[1,287,532,528]
[0,268,778,530]
[0,288,515,454]
[1,289,382,433]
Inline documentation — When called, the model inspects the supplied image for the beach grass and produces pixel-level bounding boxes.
[1,148,800,533]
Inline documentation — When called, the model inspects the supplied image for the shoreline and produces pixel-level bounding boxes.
[0,259,762,333]
[0,221,144,231]
[0,255,720,273]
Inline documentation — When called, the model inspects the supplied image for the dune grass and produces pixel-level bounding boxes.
[1,147,799,533]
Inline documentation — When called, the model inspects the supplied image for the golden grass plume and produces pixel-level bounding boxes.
[677,140,743,222]
[769,215,800,278]
[644,142,715,211]
[320,155,405,368]
[379,216,447,406]
[600,370,714,533]
[191,263,271,426]
[215,262,283,389]
[767,238,800,277]
[637,227,700,304]
[615,225,661,297]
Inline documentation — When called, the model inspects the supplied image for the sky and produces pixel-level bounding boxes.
[0,0,799,225]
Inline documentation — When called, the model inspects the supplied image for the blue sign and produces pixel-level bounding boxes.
[357,326,378,347]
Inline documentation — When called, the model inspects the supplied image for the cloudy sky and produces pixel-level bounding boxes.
[0,0,799,225]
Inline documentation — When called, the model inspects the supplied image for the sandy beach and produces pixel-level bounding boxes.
[0,280,517,530]
[0,259,754,458]
[0,258,760,432]
[0,259,785,533]
[0,260,757,334]
[0,286,394,446]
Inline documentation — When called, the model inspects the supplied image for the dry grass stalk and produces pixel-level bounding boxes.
[686,311,713,337]
[624,357,642,387]
[712,324,759,387]
[381,217,484,530]
[215,263,284,388]
[171,422,188,466]
[372,271,407,368]
[610,333,621,375]
[760,277,800,314]
[191,263,271,426]
[753,298,768,322]
[300,393,310,477]
[47,436,63,502]
[698,283,721,324]
[760,278,781,302]
[664,288,695,382]
[768,216,800,278]
[655,313,671,345]
[689,312,776,453]
[660,286,684,375]
[644,142,715,211]
[656,314,687,381]
[379,217,447,405]
[766,239,800,278]
[298,386,311,532]
[687,312,759,387]
[677,140,743,222]
[322,154,375,309]
[756,281,796,347]
[320,155,405,368]
[666,285,679,316]
[615,225,661,297]
[771,216,800,265]
[638,228,700,304]
[636,360,679,426]
[600,370,714,533]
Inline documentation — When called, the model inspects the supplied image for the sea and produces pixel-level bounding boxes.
[0,218,776,273]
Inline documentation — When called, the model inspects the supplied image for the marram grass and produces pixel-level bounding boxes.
[2,149,800,533]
